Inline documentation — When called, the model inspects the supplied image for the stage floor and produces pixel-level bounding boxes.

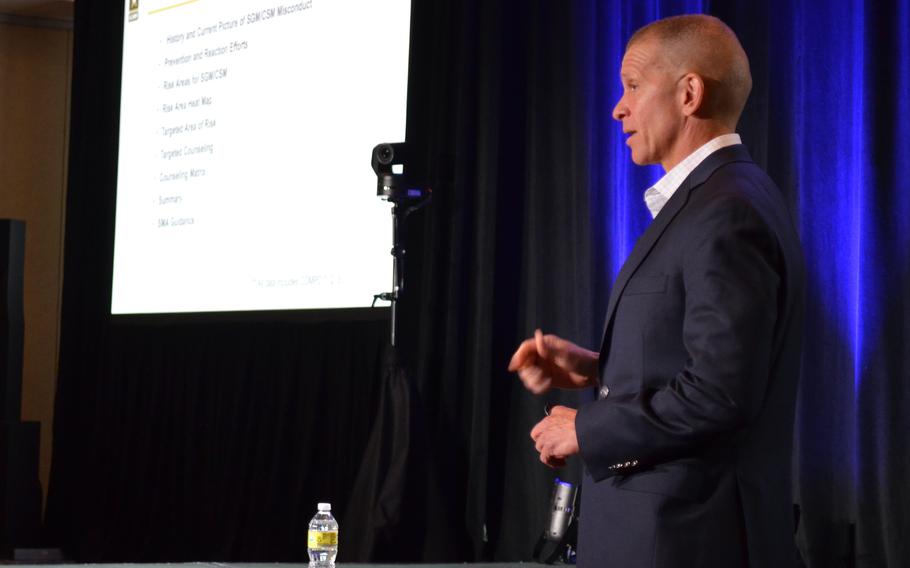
[10,561,536,568]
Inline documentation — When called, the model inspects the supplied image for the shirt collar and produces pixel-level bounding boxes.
[643,133,742,219]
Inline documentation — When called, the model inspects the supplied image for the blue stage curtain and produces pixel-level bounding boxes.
[579,0,910,565]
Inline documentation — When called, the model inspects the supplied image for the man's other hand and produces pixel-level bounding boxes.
[530,405,579,468]
[508,329,598,394]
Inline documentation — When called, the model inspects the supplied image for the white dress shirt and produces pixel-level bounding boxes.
[643,133,742,219]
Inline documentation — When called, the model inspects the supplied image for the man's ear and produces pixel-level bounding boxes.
[679,72,706,117]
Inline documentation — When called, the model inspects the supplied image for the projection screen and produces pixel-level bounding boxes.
[111,0,411,314]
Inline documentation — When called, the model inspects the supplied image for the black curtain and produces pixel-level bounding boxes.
[47,0,910,566]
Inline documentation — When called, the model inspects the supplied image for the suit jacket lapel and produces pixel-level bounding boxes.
[598,144,754,360]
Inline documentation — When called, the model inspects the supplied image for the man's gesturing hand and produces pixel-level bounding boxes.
[508,329,598,394]
[530,406,579,468]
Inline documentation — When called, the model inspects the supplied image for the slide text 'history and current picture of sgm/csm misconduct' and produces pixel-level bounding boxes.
[112,0,411,314]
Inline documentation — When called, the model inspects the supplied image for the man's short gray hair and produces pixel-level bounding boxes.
[629,14,752,128]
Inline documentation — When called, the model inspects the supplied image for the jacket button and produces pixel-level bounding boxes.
[599,385,610,399]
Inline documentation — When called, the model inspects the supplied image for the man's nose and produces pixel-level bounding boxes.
[612,98,627,121]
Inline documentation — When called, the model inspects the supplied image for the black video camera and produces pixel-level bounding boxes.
[371,142,431,203]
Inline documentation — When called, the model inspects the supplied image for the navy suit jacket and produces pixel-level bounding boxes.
[575,145,805,567]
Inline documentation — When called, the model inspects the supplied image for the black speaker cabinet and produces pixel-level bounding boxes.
[0,220,42,554]
[0,219,24,422]
[0,421,41,553]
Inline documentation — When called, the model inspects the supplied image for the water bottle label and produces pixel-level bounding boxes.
[308,530,338,548]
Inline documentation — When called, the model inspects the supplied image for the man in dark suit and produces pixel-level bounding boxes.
[509,14,805,567]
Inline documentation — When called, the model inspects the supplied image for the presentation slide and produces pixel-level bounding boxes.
[111,0,411,314]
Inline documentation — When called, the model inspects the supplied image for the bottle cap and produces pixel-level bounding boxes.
[317,502,331,511]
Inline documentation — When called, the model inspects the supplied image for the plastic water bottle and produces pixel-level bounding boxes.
[307,502,339,567]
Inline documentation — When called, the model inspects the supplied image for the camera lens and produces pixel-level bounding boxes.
[376,144,394,165]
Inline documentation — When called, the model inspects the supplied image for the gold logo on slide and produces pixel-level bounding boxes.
[129,0,139,21]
